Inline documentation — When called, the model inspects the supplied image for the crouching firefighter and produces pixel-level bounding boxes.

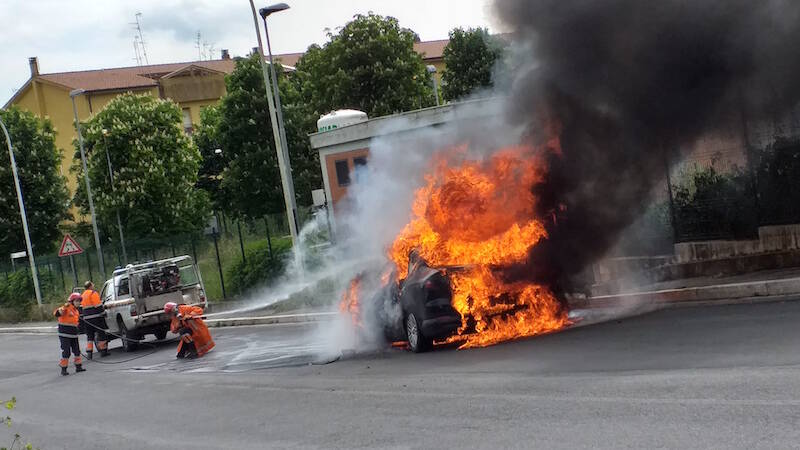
[80,281,108,359]
[55,294,86,376]
[164,302,214,359]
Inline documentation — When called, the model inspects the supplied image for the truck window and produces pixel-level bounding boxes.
[117,278,130,296]
[178,265,199,286]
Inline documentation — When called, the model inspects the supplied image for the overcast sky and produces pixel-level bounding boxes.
[0,0,497,104]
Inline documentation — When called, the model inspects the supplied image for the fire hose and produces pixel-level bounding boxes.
[78,318,173,364]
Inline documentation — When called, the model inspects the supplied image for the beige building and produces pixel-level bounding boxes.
[4,55,239,194]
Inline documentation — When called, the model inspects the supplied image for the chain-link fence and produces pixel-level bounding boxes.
[0,209,318,308]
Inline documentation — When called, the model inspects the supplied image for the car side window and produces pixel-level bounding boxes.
[117,278,130,297]
[101,282,112,303]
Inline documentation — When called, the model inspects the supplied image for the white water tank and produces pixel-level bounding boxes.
[317,109,368,132]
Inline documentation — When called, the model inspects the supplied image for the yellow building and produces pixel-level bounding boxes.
[3,40,448,196]
[3,55,239,195]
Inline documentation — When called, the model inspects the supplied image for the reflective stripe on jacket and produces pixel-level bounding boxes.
[54,303,80,338]
[80,289,104,319]
[170,305,215,356]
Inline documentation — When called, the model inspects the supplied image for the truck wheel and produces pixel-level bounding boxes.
[154,328,168,341]
[118,320,139,352]
[405,313,431,353]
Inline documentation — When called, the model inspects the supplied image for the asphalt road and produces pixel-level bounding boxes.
[3,301,800,449]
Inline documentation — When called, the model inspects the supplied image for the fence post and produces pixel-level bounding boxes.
[213,231,226,299]
[190,238,198,264]
[264,216,273,259]
[57,256,65,290]
[69,255,78,287]
[237,220,246,263]
[664,153,679,243]
[85,250,93,284]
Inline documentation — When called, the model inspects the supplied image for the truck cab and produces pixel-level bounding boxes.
[102,256,207,351]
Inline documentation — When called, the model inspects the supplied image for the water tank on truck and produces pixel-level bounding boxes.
[317,110,368,133]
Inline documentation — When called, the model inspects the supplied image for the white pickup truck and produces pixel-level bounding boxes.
[101,256,208,351]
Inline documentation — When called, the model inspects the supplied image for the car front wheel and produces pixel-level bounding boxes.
[405,313,431,353]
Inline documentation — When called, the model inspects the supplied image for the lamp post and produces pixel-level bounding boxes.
[427,65,440,106]
[70,89,106,276]
[101,128,127,264]
[0,115,42,306]
[248,1,299,246]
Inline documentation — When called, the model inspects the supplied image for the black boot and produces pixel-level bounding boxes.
[61,367,69,376]
[75,364,86,373]
[101,349,109,357]
[86,351,93,360]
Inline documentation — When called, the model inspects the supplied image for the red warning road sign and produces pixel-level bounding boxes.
[58,234,83,257]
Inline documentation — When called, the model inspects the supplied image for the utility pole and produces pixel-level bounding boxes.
[70,90,106,277]
[248,1,299,246]
[0,116,42,306]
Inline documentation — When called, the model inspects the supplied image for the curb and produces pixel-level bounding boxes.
[206,312,337,328]
[0,312,338,335]
[575,277,800,309]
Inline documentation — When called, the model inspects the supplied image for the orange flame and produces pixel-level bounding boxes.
[389,144,570,348]
[339,275,362,327]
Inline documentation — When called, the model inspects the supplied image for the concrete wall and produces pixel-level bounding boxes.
[674,224,800,263]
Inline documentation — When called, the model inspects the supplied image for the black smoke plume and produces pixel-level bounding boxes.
[494,0,800,292]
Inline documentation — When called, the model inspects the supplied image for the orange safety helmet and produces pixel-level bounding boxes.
[164,302,178,315]
[68,293,82,303]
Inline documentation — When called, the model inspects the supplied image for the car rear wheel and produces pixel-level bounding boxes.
[118,320,139,352]
[405,313,431,353]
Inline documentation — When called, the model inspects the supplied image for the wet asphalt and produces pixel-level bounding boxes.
[2,300,800,449]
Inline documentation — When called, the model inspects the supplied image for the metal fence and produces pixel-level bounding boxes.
[0,209,313,305]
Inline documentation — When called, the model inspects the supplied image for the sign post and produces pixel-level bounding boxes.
[59,235,84,289]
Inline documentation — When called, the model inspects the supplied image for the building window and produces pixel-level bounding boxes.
[353,156,367,183]
[335,160,350,186]
[182,108,193,134]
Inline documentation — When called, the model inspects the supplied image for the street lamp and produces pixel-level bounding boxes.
[0,115,42,305]
[427,65,440,106]
[101,128,127,264]
[70,89,106,277]
[248,1,299,247]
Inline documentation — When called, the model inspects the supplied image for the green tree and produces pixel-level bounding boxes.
[293,13,434,118]
[0,107,69,256]
[193,105,227,212]
[217,54,321,219]
[441,27,506,101]
[73,93,209,239]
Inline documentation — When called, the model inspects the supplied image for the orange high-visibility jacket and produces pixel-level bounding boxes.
[81,289,104,320]
[54,303,80,338]
[170,305,215,356]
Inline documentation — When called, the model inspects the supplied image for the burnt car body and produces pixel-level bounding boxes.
[373,251,462,352]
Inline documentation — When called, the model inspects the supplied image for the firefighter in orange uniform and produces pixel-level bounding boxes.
[55,293,86,376]
[80,281,108,359]
[164,302,214,359]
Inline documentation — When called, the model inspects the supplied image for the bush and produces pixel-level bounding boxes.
[758,137,800,225]
[225,238,291,296]
[0,270,53,320]
[673,166,757,241]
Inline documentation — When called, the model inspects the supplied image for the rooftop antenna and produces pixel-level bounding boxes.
[132,36,143,66]
[196,31,203,60]
[132,12,149,65]
[204,41,216,61]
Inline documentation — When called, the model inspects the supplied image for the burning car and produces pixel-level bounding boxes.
[372,250,462,352]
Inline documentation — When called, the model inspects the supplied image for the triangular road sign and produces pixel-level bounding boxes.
[58,234,84,257]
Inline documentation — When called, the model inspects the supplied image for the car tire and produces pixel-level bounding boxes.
[405,313,431,353]
[154,328,168,341]
[118,320,139,352]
